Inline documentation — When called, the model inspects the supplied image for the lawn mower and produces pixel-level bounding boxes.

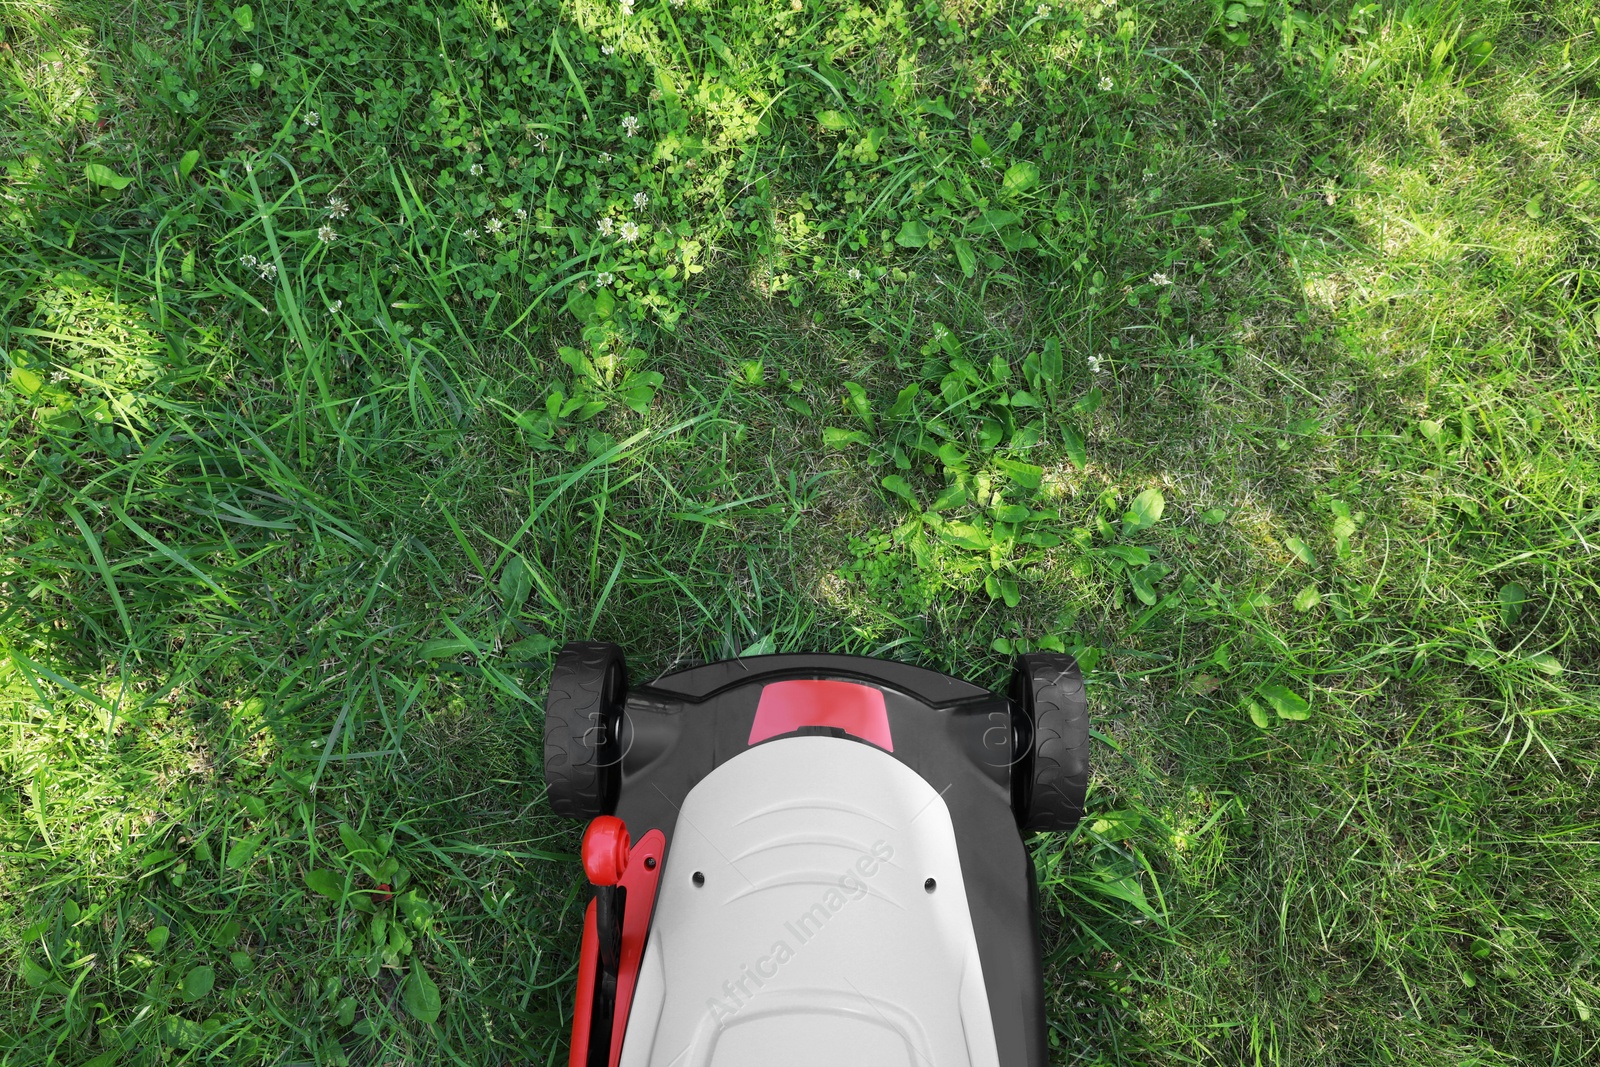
[543,643,1089,1067]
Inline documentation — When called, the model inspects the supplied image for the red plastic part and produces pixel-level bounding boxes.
[749,679,893,751]
[582,816,630,886]
[608,828,665,1067]
[568,898,599,1067]
[567,826,667,1067]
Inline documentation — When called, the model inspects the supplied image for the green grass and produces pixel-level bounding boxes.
[3,0,1599,1062]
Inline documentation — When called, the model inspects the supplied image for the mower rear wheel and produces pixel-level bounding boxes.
[544,641,627,819]
[1010,652,1090,833]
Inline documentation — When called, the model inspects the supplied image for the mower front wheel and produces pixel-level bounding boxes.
[1010,652,1090,833]
[543,641,628,819]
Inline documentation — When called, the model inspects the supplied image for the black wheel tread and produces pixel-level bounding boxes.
[544,641,625,819]
[1016,652,1090,833]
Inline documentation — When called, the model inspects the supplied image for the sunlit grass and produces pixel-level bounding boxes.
[2,0,1598,1064]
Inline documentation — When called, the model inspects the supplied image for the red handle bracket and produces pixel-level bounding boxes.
[581,815,630,886]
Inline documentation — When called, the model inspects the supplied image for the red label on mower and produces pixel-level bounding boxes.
[749,679,893,752]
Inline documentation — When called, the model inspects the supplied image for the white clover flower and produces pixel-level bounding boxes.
[535,132,549,152]
[305,111,320,128]
[598,217,615,236]
[597,271,615,286]
[330,299,343,312]
[51,369,71,383]
[1036,4,1051,15]
[1100,76,1114,91]
[1087,355,1104,375]
[1151,272,1171,286]
[240,254,258,268]
[848,267,861,281]
[633,191,649,209]
[485,216,504,234]
[622,115,640,137]
[466,228,477,240]
[327,196,349,218]
[318,225,337,243]
[620,220,639,242]
[470,162,484,176]
[620,0,634,14]
[792,0,803,9]
[601,151,613,163]
[259,262,278,280]
[602,44,615,55]
[515,207,528,220]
